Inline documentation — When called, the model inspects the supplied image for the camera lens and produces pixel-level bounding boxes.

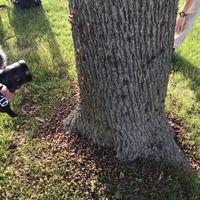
[18,60,32,82]
[0,60,32,91]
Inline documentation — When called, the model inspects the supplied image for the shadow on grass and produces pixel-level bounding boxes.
[2,5,71,126]
[171,52,200,100]
[7,5,66,76]
[0,17,6,43]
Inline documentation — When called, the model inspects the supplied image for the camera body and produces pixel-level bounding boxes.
[0,47,33,117]
[0,60,32,92]
[0,60,32,117]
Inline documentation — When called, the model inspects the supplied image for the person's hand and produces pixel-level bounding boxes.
[175,16,186,33]
[0,85,13,102]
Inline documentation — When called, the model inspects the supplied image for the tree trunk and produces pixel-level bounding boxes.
[64,0,189,166]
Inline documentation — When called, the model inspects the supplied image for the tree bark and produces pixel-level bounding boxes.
[64,0,189,166]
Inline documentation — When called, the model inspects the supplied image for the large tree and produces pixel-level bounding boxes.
[64,0,189,166]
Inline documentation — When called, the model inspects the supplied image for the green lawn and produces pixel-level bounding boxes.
[0,0,200,199]
[167,11,200,159]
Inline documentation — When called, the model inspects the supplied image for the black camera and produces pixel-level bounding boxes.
[0,60,32,92]
[0,60,32,117]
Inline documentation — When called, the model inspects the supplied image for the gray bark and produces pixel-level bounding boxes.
[64,0,189,166]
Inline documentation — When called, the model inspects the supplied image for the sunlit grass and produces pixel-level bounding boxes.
[166,12,200,157]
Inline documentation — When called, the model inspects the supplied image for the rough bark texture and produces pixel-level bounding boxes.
[64,0,189,166]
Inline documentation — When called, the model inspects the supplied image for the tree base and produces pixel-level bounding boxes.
[63,106,189,167]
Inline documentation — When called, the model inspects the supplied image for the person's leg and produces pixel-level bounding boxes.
[174,1,200,49]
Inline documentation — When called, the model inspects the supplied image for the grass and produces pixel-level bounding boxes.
[166,4,200,158]
[0,0,200,199]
